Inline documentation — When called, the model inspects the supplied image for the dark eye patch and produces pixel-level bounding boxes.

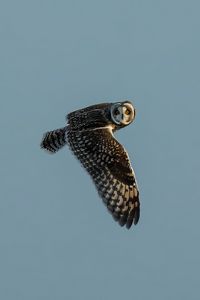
[114,109,120,115]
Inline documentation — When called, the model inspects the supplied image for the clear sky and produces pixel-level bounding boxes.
[0,0,200,299]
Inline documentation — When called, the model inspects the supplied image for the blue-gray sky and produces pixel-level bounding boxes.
[0,0,200,299]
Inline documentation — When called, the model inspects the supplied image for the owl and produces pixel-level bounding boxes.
[41,101,140,229]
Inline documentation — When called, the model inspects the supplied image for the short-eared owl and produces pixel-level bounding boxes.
[41,101,140,229]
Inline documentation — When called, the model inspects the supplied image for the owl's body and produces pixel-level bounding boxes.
[41,101,140,229]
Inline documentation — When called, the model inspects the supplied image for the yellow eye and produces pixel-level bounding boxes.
[125,109,131,115]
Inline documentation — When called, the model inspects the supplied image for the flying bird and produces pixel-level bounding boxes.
[41,101,140,229]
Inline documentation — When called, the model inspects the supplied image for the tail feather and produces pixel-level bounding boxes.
[40,127,67,154]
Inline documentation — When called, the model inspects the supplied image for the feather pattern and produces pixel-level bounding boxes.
[41,101,140,229]
[66,128,140,228]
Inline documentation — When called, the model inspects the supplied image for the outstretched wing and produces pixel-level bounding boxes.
[67,127,140,229]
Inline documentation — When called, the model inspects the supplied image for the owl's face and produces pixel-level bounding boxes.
[110,101,135,126]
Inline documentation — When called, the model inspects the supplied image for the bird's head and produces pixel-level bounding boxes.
[110,101,136,126]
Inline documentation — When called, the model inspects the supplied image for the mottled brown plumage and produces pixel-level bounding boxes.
[41,101,140,229]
